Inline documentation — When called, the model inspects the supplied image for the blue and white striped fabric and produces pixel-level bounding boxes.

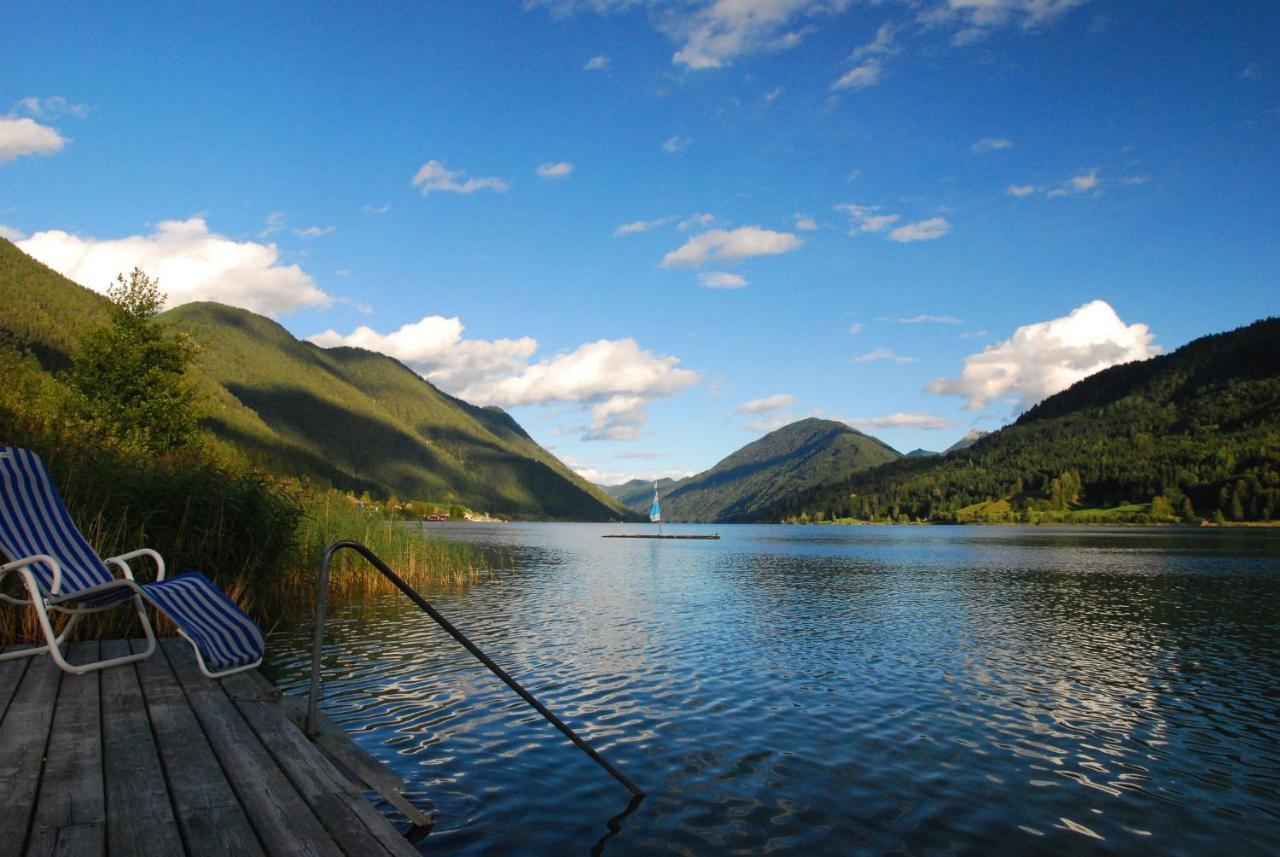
[0,446,264,671]
[141,572,264,671]
[0,447,116,597]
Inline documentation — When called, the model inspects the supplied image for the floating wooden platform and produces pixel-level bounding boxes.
[0,638,421,857]
[601,534,720,540]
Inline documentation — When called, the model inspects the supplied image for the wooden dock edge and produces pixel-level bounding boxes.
[266,682,434,831]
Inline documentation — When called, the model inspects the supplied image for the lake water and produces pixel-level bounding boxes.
[263,524,1280,855]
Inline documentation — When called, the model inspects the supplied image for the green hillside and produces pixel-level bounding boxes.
[0,239,631,521]
[757,318,1280,524]
[658,418,901,522]
[0,238,114,370]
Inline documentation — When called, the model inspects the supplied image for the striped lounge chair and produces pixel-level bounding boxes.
[0,447,264,678]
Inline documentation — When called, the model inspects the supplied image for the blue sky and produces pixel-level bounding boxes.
[2,1,1277,484]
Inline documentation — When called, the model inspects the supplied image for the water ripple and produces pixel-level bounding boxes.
[264,524,1280,855]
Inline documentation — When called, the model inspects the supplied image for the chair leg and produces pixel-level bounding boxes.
[179,630,263,679]
[5,588,158,675]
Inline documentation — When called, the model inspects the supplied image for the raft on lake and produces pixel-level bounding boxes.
[602,533,720,540]
[604,483,719,538]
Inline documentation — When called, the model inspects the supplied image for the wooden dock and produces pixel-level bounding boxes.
[0,638,422,857]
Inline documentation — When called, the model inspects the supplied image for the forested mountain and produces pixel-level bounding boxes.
[602,477,678,512]
[656,418,901,522]
[756,318,1280,524]
[0,239,632,520]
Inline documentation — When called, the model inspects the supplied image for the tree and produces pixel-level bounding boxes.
[67,268,199,452]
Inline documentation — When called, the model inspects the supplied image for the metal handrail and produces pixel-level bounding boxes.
[306,539,645,798]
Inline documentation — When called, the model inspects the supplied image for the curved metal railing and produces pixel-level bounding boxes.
[306,539,644,798]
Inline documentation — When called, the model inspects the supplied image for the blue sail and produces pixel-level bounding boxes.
[649,482,661,522]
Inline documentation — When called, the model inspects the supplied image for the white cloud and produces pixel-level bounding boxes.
[412,160,509,196]
[1046,168,1099,197]
[314,316,700,440]
[832,57,882,91]
[736,393,795,414]
[764,86,784,102]
[468,338,699,409]
[13,96,90,120]
[662,135,691,153]
[849,322,864,335]
[888,217,951,242]
[959,329,988,339]
[678,212,715,230]
[536,161,574,179]
[613,217,672,237]
[851,21,898,61]
[662,225,803,267]
[362,203,391,214]
[664,0,841,70]
[900,314,961,324]
[260,211,286,237]
[943,0,1088,30]
[970,137,1013,153]
[836,203,899,233]
[583,54,610,70]
[855,348,917,364]
[309,316,537,392]
[856,347,894,363]
[1007,184,1038,197]
[585,395,649,441]
[294,225,335,239]
[951,26,988,45]
[699,270,748,289]
[926,299,1160,410]
[1122,174,1150,186]
[18,218,332,316]
[0,224,25,241]
[848,412,954,430]
[832,20,897,90]
[534,0,1083,75]
[0,116,67,163]
[793,213,818,231]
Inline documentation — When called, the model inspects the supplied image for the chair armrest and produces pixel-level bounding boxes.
[1,553,62,597]
[104,548,166,582]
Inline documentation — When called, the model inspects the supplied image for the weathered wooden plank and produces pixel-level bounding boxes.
[223,670,418,857]
[26,640,105,857]
[99,639,185,857]
[130,638,266,857]
[158,639,345,857]
[0,644,34,722]
[270,688,432,829]
[0,646,61,852]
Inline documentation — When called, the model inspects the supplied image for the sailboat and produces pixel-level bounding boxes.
[602,482,720,539]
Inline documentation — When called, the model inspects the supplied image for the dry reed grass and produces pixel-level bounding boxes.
[0,492,488,645]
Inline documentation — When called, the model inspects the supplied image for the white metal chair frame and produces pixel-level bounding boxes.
[0,448,264,678]
[0,548,258,679]
[0,547,262,680]
[0,547,164,675]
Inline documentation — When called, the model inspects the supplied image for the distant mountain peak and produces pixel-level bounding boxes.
[638,417,900,522]
[945,429,990,454]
